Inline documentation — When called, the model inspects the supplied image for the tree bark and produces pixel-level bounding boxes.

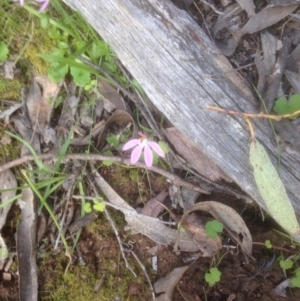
[63,0,300,232]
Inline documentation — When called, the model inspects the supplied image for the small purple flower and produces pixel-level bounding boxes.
[122,132,165,167]
[13,0,50,12]
[35,0,50,12]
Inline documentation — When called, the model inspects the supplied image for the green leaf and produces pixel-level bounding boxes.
[205,267,221,286]
[58,41,69,50]
[177,223,186,233]
[205,220,223,239]
[249,140,300,234]
[280,259,293,270]
[39,14,49,29]
[273,94,300,119]
[264,239,272,249]
[48,62,69,82]
[0,41,9,61]
[93,201,106,212]
[102,150,114,166]
[48,26,61,40]
[84,202,92,213]
[131,79,145,96]
[292,276,300,288]
[292,271,300,288]
[91,41,109,59]
[158,141,169,155]
[106,134,120,149]
[70,66,91,87]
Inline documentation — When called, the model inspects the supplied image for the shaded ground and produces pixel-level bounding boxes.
[1,1,300,301]
[2,165,300,301]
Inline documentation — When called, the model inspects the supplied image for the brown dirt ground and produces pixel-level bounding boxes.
[2,164,300,301]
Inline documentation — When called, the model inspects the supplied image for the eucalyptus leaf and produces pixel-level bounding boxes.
[249,140,300,234]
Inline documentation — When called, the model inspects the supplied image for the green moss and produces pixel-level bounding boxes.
[0,79,22,100]
[0,132,20,164]
[39,249,148,301]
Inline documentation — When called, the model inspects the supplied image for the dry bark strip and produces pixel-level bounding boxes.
[61,0,300,230]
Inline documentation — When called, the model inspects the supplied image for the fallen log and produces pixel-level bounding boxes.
[63,0,300,237]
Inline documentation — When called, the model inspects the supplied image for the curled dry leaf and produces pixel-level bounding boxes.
[0,169,17,230]
[182,201,252,257]
[98,79,127,111]
[179,213,222,257]
[17,188,38,301]
[96,109,138,147]
[154,265,189,301]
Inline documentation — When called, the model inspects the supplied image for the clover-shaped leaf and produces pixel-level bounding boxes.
[84,202,92,213]
[70,66,91,87]
[205,267,221,286]
[205,220,223,239]
[280,259,293,270]
[264,239,272,249]
[93,201,105,212]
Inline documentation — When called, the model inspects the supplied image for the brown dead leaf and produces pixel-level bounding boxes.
[261,31,280,76]
[26,76,58,136]
[236,0,255,17]
[181,188,200,210]
[17,188,38,301]
[97,109,138,147]
[182,201,252,257]
[154,266,189,301]
[0,169,17,230]
[180,213,222,257]
[141,189,168,217]
[0,169,17,268]
[98,80,127,111]
[285,70,300,94]
[216,4,298,56]
[273,119,300,150]
[240,5,298,36]
[164,127,230,182]
[286,44,300,73]
[12,115,41,156]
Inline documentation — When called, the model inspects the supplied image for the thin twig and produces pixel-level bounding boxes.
[124,247,156,301]
[207,105,300,121]
[105,208,137,277]
[0,153,209,193]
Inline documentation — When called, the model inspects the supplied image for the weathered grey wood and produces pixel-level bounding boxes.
[63,0,300,233]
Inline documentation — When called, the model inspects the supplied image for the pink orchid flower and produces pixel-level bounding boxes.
[14,0,50,12]
[35,0,50,12]
[122,132,165,167]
